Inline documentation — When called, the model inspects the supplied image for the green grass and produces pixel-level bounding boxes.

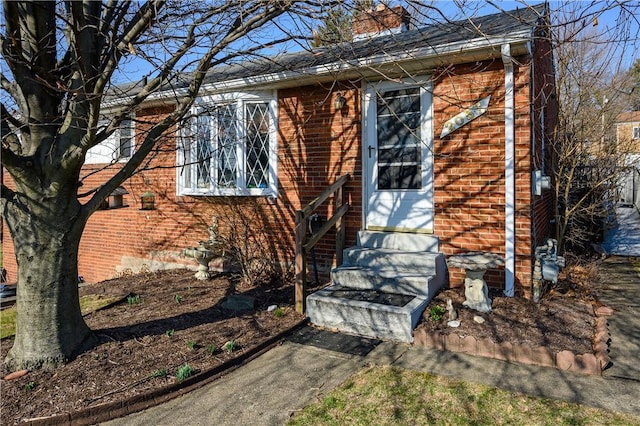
[0,294,122,339]
[288,365,640,426]
[631,257,640,276]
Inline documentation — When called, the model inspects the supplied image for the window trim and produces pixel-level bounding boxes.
[177,91,278,197]
[633,126,640,140]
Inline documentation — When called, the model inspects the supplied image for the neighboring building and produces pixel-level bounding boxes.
[2,4,558,299]
[615,111,640,207]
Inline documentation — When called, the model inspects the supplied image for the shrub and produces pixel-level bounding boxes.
[429,305,446,321]
[176,364,193,381]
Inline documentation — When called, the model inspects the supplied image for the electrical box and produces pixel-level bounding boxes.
[532,170,551,196]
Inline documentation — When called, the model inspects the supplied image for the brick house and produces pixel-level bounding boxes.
[2,4,557,301]
[615,111,640,207]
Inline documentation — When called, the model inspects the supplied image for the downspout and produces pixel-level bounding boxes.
[502,43,515,297]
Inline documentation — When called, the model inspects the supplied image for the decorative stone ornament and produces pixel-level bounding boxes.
[182,216,224,280]
[447,252,505,314]
[462,269,493,313]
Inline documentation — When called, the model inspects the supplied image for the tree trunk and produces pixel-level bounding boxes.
[4,195,97,371]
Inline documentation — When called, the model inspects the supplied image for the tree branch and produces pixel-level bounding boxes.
[83,1,293,215]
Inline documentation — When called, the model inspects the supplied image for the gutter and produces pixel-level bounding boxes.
[502,43,515,297]
[199,32,533,91]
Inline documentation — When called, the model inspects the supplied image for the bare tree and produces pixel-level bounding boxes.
[549,3,639,251]
[629,58,640,110]
[0,0,313,371]
[408,0,639,252]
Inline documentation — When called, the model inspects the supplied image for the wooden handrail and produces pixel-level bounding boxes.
[303,203,349,251]
[299,174,350,219]
[295,174,350,314]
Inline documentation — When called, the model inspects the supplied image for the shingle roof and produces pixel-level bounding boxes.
[201,3,547,85]
[107,4,547,104]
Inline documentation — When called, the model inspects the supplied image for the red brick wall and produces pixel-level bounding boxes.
[277,83,362,275]
[531,32,558,254]
[76,105,215,282]
[3,52,553,294]
[431,58,533,292]
[2,88,362,284]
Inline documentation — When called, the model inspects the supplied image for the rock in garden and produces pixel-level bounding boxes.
[595,305,614,316]
[473,315,485,324]
[222,294,255,311]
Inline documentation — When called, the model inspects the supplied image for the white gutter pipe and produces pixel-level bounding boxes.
[502,43,515,297]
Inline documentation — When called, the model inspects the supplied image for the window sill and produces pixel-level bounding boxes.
[178,189,277,198]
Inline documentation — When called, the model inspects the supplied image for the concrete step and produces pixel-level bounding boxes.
[306,284,430,343]
[357,231,439,252]
[307,231,446,343]
[344,247,444,270]
[331,265,445,298]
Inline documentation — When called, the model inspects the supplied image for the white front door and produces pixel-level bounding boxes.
[364,78,434,233]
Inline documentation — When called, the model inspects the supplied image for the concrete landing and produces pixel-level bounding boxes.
[307,285,429,342]
[306,231,446,343]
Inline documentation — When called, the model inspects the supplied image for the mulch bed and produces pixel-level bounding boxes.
[0,261,604,423]
[0,270,305,424]
[416,286,595,356]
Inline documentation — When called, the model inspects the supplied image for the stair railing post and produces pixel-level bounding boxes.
[295,209,307,314]
[335,183,345,268]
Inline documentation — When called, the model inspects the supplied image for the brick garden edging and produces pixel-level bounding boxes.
[413,306,613,376]
[19,319,308,426]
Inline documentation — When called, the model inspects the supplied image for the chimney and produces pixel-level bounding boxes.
[352,3,411,40]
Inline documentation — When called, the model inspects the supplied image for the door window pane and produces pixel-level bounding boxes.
[379,165,421,189]
[377,88,421,190]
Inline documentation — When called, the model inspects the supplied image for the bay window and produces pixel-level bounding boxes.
[178,92,277,196]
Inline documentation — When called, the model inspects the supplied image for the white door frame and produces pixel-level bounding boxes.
[362,76,434,233]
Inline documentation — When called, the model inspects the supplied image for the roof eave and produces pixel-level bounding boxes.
[199,31,534,93]
[109,31,534,108]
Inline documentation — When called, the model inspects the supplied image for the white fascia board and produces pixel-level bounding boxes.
[101,96,177,111]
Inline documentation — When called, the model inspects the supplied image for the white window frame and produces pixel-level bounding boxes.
[633,126,640,140]
[116,118,134,160]
[177,91,278,197]
[85,116,134,164]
